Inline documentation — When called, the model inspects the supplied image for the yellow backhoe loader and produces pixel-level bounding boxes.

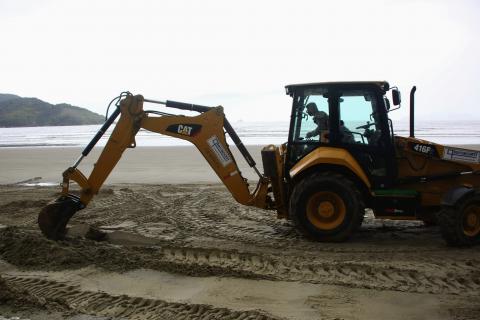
[38,82,480,246]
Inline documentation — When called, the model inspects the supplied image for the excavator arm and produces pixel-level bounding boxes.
[38,93,272,240]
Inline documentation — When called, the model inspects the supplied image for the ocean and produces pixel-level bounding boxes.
[0,120,479,148]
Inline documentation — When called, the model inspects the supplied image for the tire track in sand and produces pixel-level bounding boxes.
[2,275,281,320]
[75,186,457,255]
[154,244,480,296]
[2,226,476,296]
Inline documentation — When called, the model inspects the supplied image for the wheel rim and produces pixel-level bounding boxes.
[463,203,480,237]
[306,191,346,230]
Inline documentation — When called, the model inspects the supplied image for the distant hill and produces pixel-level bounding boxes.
[0,93,104,127]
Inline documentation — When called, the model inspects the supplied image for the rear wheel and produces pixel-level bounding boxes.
[289,172,364,242]
[438,194,480,246]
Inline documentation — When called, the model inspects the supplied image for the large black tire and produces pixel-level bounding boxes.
[289,171,364,242]
[356,209,365,231]
[438,193,480,247]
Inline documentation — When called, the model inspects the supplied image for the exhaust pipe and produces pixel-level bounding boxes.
[410,86,416,138]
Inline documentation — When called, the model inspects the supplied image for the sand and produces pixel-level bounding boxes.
[0,146,265,185]
[1,145,480,319]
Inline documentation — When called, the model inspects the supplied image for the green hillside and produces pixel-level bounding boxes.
[0,94,104,127]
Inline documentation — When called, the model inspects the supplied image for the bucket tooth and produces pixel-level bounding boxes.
[38,196,83,240]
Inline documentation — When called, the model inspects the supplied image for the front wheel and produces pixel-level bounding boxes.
[438,193,480,246]
[289,172,364,242]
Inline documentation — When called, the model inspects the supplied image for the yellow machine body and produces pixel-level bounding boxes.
[38,83,480,246]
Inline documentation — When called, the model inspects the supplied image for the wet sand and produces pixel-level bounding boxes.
[0,146,264,185]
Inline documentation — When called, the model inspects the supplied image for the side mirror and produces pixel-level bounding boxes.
[392,89,401,106]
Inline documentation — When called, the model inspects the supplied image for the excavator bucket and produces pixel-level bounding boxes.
[38,195,83,240]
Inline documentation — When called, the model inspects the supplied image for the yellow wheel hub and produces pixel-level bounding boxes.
[318,201,335,218]
[307,191,346,230]
[463,204,480,237]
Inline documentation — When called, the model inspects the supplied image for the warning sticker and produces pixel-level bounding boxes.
[443,147,480,164]
[207,135,233,167]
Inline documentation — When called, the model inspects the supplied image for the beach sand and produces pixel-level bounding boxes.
[0,146,265,185]
[1,145,480,319]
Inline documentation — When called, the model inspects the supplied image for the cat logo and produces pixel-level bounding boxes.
[178,125,193,136]
[166,124,202,137]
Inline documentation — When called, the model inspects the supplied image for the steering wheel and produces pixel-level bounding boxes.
[356,121,375,130]
[298,137,314,141]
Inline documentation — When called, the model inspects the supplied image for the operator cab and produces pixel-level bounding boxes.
[285,81,398,188]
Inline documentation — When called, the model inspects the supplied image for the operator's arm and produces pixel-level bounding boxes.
[306,126,320,138]
[306,112,329,139]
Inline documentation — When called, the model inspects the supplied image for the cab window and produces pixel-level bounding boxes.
[339,91,382,146]
[292,90,329,142]
[289,89,330,163]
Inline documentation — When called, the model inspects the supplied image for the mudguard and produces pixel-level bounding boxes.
[441,186,475,207]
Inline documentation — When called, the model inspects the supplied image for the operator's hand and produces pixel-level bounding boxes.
[305,132,313,139]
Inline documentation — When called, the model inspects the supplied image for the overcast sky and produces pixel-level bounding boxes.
[1,0,479,121]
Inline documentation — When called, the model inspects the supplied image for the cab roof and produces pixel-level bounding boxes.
[285,81,390,95]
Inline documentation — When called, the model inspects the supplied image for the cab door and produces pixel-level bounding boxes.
[332,88,396,188]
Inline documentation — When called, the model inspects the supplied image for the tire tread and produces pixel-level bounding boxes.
[289,171,364,242]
